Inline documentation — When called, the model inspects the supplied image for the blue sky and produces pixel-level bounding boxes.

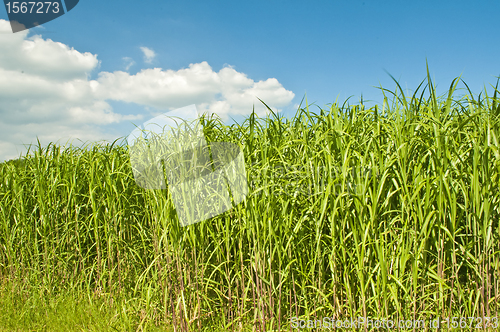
[1,0,499,161]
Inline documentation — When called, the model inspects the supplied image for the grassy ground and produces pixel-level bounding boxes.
[1,69,500,331]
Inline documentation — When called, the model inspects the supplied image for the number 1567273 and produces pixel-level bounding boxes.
[5,2,61,14]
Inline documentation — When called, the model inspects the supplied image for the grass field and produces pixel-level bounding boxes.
[1,69,500,331]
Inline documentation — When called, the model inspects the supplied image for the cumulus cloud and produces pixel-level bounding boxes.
[93,62,294,118]
[140,46,156,64]
[0,26,98,82]
[0,19,295,162]
[0,19,141,161]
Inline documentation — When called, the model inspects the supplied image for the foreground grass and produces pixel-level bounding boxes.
[0,280,127,331]
[1,69,500,331]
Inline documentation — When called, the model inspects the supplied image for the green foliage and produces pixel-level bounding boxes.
[1,72,500,331]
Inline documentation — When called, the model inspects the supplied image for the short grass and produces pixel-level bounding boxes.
[0,280,133,332]
[1,67,500,331]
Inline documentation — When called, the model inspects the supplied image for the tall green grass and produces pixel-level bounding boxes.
[1,70,500,331]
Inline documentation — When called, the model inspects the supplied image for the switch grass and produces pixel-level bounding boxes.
[1,69,500,331]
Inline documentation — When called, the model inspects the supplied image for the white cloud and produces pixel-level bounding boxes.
[0,19,295,162]
[140,46,156,64]
[0,25,98,82]
[93,62,295,118]
[0,19,141,162]
[123,57,135,71]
